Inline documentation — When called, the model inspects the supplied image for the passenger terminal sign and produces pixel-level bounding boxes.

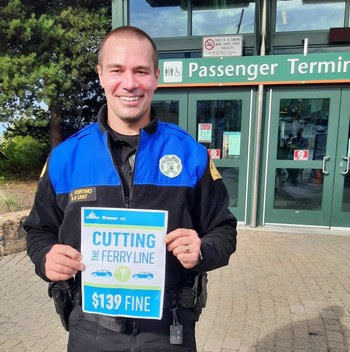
[159,52,350,86]
[81,207,168,319]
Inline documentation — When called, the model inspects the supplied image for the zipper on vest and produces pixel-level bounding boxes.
[127,131,142,209]
[105,131,136,209]
[124,196,130,208]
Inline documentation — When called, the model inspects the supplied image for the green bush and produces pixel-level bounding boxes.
[0,136,47,175]
[0,190,22,213]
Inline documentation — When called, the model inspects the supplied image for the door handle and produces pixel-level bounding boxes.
[322,156,330,175]
[341,156,350,175]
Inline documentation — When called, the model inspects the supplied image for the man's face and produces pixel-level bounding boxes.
[97,35,159,131]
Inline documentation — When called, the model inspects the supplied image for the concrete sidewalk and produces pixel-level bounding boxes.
[1,227,349,351]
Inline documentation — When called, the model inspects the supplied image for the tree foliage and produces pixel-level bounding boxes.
[1,135,47,176]
[4,107,50,144]
[0,0,111,147]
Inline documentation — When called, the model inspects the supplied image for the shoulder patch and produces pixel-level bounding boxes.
[159,154,182,178]
[40,161,47,178]
[210,159,222,181]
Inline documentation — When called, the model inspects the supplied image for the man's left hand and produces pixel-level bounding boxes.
[165,228,201,269]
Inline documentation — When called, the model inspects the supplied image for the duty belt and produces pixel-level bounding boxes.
[83,312,127,333]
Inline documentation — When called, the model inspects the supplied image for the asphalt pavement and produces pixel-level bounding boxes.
[1,226,349,352]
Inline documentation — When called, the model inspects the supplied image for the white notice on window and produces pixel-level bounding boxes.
[198,123,212,143]
[223,131,241,156]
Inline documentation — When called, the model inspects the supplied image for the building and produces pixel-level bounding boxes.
[112,0,350,229]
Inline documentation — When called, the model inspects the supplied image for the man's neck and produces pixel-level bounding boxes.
[107,114,151,135]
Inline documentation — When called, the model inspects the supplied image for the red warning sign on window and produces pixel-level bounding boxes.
[294,150,309,160]
[208,149,221,159]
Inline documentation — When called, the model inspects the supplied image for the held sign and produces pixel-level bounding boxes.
[81,207,168,320]
[294,150,309,161]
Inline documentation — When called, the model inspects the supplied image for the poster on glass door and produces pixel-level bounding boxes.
[198,123,212,143]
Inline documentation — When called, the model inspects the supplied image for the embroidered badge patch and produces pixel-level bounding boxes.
[210,159,222,181]
[159,155,182,178]
[69,187,97,203]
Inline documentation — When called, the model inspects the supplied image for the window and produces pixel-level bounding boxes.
[276,0,345,32]
[192,0,255,35]
[129,0,188,37]
[129,0,255,38]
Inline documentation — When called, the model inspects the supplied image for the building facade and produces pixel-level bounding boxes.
[112,0,350,229]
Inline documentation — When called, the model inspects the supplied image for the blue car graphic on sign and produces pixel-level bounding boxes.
[92,270,112,278]
[132,272,154,279]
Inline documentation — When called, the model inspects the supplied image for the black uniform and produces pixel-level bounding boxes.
[25,105,237,352]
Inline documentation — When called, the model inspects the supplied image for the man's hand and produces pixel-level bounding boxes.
[165,228,201,269]
[45,244,85,281]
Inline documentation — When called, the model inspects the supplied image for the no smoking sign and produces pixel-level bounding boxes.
[208,149,221,159]
[293,150,308,161]
[205,39,215,51]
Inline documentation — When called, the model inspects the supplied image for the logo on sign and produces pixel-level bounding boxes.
[163,61,183,83]
[204,39,215,51]
[294,150,309,161]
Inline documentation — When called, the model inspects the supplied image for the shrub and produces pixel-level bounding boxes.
[0,190,22,213]
[0,135,47,176]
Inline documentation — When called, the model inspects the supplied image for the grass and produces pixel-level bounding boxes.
[0,189,22,213]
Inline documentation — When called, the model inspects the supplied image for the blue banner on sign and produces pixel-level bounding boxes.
[83,208,166,227]
[83,285,162,319]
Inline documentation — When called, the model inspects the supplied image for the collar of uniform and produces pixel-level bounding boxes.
[97,104,158,135]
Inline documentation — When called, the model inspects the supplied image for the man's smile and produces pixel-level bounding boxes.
[118,95,143,102]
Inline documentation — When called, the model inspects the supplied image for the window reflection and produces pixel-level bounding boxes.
[129,0,255,38]
[196,100,242,159]
[274,168,323,210]
[276,0,345,32]
[192,0,255,35]
[218,167,239,207]
[277,98,329,161]
[151,100,179,125]
[130,0,187,37]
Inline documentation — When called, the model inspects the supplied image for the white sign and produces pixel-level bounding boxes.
[163,61,183,83]
[223,131,241,158]
[81,207,168,320]
[198,123,212,143]
[202,35,243,58]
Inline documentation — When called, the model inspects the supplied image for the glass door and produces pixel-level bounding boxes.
[331,89,350,227]
[152,90,188,129]
[263,88,341,226]
[188,90,254,221]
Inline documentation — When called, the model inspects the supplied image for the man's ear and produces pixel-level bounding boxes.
[97,65,104,88]
[155,68,160,82]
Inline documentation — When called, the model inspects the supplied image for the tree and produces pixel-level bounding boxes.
[4,107,50,145]
[0,0,111,148]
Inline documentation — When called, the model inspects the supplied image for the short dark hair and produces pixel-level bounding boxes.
[98,26,159,73]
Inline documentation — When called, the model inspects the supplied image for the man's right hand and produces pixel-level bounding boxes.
[45,244,85,281]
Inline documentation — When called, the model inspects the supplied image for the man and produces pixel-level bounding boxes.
[25,26,237,352]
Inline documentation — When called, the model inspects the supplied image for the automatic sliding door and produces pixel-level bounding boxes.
[264,88,340,226]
